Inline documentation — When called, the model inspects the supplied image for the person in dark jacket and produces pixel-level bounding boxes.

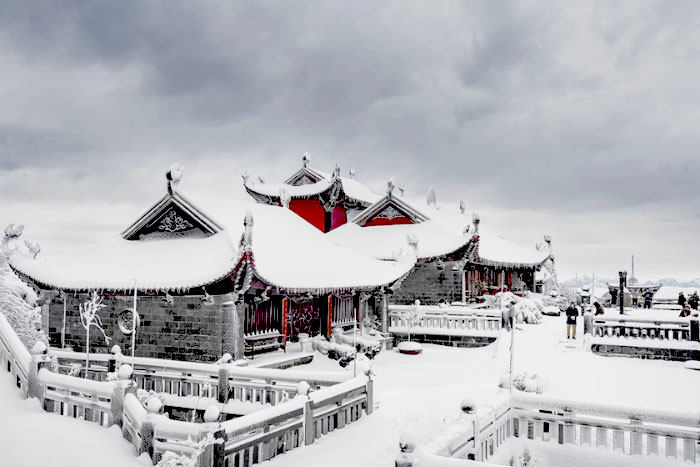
[565,301,579,339]
[642,289,654,309]
[679,304,692,318]
[689,291,699,310]
[678,292,686,308]
[593,301,604,316]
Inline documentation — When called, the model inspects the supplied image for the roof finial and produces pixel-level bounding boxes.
[386,177,396,195]
[427,185,436,206]
[166,163,184,195]
[398,184,406,197]
[241,170,250,184]
[348,167,356,179]
[244,211,254,245]
[302,152,311,167]
[459,200,466,214]
[333,163,341,180]
[472,213,480,234]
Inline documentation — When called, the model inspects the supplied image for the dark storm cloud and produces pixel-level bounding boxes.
[1,0,699,213]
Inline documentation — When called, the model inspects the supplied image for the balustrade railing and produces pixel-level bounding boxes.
[591,316,692,342]
[0,313,31,395]
[398,391,700,466]
[1,314,373,467]
[388,306,502,337]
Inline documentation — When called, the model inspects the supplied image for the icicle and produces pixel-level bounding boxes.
[279,187,291,209]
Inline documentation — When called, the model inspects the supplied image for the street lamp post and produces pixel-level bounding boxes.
[618,271,627,315]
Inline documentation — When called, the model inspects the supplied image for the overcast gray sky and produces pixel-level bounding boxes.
[1,1,699,281]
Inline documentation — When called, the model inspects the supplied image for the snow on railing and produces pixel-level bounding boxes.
[222,375,372,466]
[398,391,700,466]
[587,314,700,360]
[388,306,501,338]
[0,313,31,395]
[38,368,116,427]
[49,349,350,407]
[512,392,700,464]
[1,316,375,467]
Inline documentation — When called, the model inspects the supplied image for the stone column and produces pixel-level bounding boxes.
[381,290,388,334]
[214,293,243,361]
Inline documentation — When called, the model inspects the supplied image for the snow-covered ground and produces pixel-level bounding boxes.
[1,313,697,467]
[0,371,151,467]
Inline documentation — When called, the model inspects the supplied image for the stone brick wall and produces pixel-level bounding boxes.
[391,261,463,305]
[46,293,240,362]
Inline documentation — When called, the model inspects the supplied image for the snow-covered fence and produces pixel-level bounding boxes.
[398,392,700,466]
[0,313,31,395]
[49,349,348,406]
[512,392,700,463]
[38,368,116,426]
[222,374,373,467]
[396,392,511,466]
[588,315,700,360]
[388,305,501,344]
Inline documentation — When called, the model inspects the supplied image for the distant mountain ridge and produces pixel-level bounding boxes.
[561,275,700,288]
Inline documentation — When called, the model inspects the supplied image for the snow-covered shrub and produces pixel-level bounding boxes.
[147,397,164,414]
[312,335,356,368]
[203,405,220,422]
[332,327,381,359]
[493,292,543,325]
[511,372,546,394]
[398,430,418,453]
[31,340,47,355]
[296,381,310,396]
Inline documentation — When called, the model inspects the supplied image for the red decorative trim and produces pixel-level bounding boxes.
[327,294,333,338]
[282,297,289,340]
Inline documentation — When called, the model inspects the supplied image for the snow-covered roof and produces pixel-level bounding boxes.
[654,285,699,301]
[329,196,549,268]
[233,204,415,293]
[328,219,470,260]
[11,187,412,293]
[10,232,238,292]
[244,163,381,206]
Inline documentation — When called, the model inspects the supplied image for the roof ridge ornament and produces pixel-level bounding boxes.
[302,152,311,167]
[459,200,466,214]
[166,163,183,196]
[333,163,341,180]
[472,213,480,234]
[243,210,254,247]
[398,184,405,197]
[427,185,436,206]
[348,167,355,179]
[386,177,396,195]
[241,169,250,184]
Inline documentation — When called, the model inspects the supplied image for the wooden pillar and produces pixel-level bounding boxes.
[381,289,388,333]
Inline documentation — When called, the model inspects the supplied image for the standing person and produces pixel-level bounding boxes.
[593,301,604,316]
[642,289,654,309]
[565,301,579,339]
[678,292,686,308]
[689,291,699,310]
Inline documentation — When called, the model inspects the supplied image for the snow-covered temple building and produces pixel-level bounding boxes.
[327,183,552,304]
[243,153,380,232]
[9,167,413,361]
[245,156,553,305]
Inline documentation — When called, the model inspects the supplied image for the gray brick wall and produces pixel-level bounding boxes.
[47,293,239,362]
[392,261,463,305]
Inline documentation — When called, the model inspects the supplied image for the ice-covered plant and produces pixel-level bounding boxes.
[155,432,223,467]
[403,300,424,342]
[79,291,111,378]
